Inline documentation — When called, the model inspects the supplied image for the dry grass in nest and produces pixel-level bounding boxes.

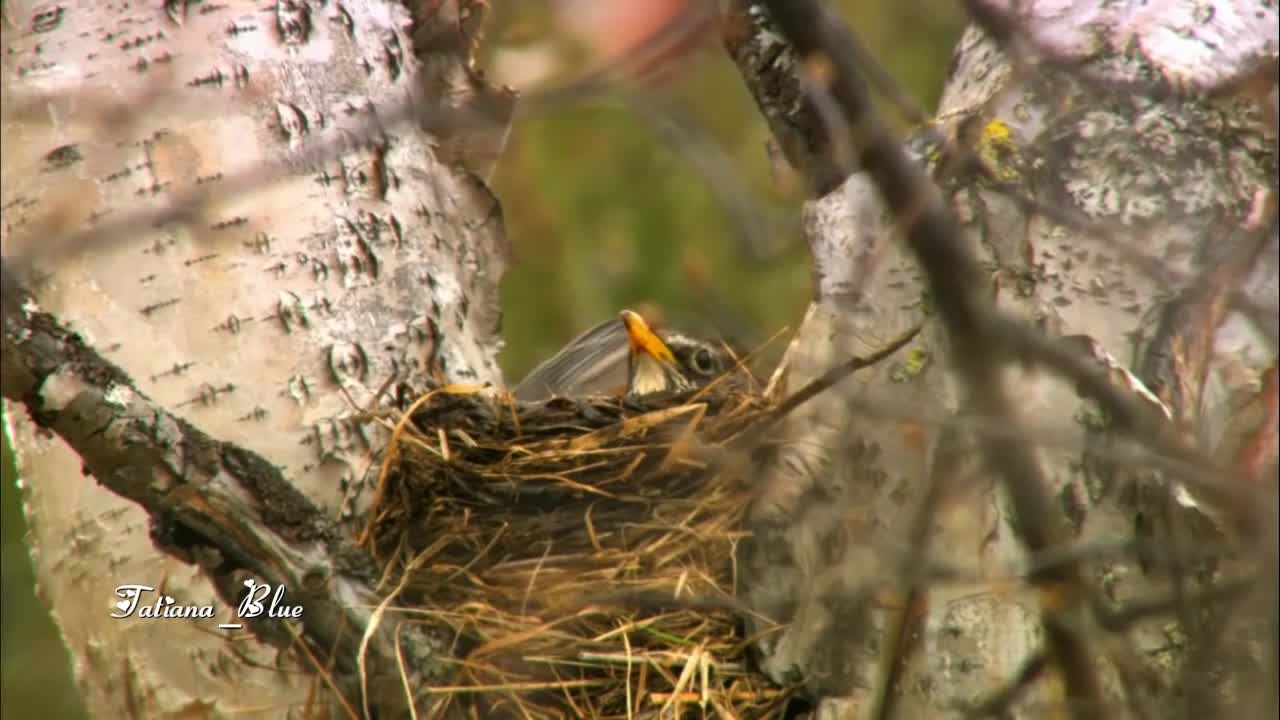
[362,382,794,719]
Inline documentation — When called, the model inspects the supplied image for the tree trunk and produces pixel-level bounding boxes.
[729,1,1277,718]
[2,1,511,716]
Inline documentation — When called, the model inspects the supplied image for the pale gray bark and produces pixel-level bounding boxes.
[730,1,1277,718]
[2,1,511,717]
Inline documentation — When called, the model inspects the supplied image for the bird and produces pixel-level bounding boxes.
[512,309,734,401]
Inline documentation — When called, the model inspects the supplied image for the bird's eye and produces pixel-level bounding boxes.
[690,347,717,376]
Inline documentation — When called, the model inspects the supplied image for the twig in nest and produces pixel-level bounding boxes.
[758,321,923,434]
[358,382,787,718]
[360,384,487,547]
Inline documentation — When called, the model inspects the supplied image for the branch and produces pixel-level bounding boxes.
[753,1,1107,716]
[0,260,449,717]
[722,0,849,194]
[1091,575,1256,632]
[728,0,1276,342]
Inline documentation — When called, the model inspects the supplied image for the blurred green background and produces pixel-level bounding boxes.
[493,2,966,376]
[1,3,963,717]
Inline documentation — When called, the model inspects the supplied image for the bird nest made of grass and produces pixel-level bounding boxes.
[362,381,793,719]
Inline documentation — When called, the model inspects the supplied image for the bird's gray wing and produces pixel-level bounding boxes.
[512,316,631,401]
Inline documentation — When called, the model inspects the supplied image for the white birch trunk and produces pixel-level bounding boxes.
[2,1,511,716]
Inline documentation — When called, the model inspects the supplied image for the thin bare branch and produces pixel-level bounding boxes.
[755,2,1108,715]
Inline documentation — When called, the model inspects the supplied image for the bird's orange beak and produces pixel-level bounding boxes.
[620,309,676,365]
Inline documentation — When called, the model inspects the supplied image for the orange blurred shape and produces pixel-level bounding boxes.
[555,0,718,83]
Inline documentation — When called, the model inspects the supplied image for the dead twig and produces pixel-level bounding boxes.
[756,2,1109,716]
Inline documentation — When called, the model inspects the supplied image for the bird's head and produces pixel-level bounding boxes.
[620,309,729,399]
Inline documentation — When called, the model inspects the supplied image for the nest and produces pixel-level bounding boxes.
[363,381,794,719]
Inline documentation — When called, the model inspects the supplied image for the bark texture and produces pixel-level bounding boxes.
[2,1,511,716]
[729,1,1277,718]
